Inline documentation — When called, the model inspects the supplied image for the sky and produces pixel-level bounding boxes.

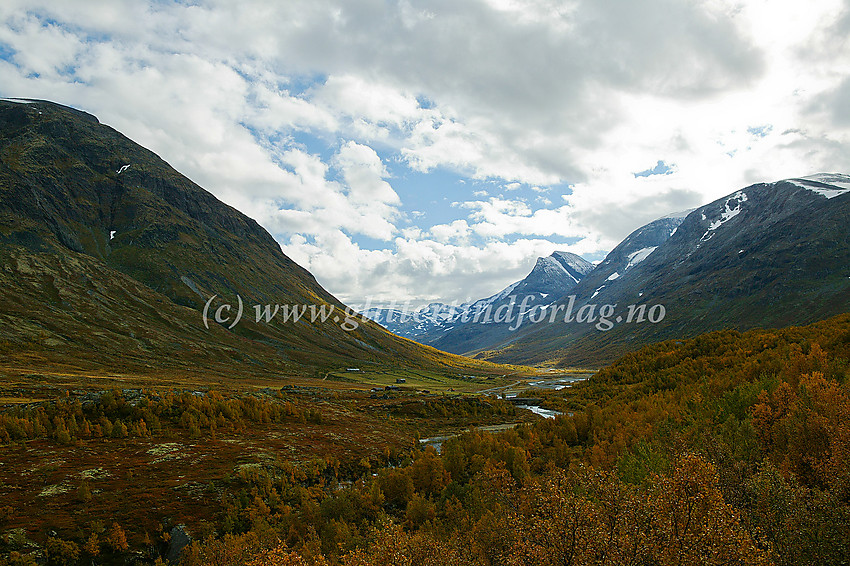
[1,0,848,308]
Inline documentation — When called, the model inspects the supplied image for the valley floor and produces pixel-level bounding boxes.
[0,369,541,563]
[3,314,850,565]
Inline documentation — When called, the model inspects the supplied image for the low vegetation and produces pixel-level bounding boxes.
[2,313,850,564]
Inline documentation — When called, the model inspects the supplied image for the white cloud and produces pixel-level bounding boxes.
[0,12,83,78]
[334,141,400,204]
[0,0,848,305]
[283,231,586,305]
[429,220,471,244]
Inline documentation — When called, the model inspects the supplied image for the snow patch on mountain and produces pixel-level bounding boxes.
[625,246,657,270]
[709,192,747,231]
[786,173,850,199]
[701,191,748,242]
[1,98,36,104]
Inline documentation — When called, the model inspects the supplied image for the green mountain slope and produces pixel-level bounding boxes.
[0,99,505,378]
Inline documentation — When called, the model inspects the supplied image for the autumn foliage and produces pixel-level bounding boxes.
[3,314,850,565]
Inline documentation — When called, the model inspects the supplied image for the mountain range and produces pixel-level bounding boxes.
[2,99,848,375]
[362,251,594,351]
[479,174,850,366]
[365,174,850,367]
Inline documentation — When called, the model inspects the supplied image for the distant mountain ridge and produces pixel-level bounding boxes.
[478,174,850,366]
[366,173,850,368]
[363,251,594,350]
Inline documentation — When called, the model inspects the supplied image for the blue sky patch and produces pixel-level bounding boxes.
[0,42,16,63]
[747,125,773,138]
[634,160,674,178]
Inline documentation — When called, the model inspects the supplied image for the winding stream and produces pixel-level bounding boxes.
[419,373,591,453]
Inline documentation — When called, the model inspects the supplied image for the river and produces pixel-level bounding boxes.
[420,373,591,453]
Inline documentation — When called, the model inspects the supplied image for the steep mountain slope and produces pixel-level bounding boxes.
[480,176,850,366]
[575,213,689,302]
[426,251,594,354]
[363,251,594,352]
[417,217,685,357]
[0,99,501,378]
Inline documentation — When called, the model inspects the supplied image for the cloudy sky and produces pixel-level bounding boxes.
[1,0,848,307]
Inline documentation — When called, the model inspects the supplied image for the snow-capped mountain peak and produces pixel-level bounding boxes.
[532,256,577,283]
[361,251,593,343]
